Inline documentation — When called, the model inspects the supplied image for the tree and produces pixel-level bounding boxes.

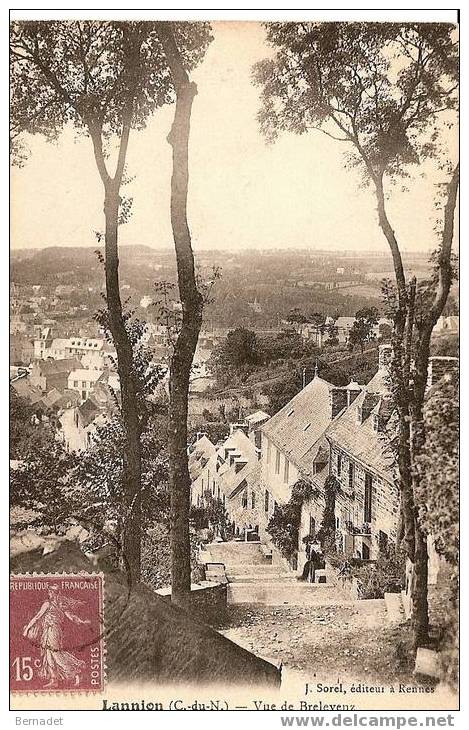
[10,21,211,582]
[10,390,55,461]
[255,21,458,650]
[348,307,379,353]
[210,328,259,376]
[154,23,212,607]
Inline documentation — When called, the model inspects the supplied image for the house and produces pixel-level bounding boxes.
[29,358,81,393]
[259,368,340,552]
[60,382,117,452]
[55,284,75,297]
[245,410,270,453]
[67,368,106,402]
[433,315,459,336]
[190,427,262,537]
[324,345,397,561]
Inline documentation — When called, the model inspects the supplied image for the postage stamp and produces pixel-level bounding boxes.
[10,573,105,693]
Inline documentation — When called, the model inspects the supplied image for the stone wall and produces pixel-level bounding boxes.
[156,582,228,627]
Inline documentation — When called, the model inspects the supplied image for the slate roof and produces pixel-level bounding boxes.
[261,375,336,474]
[326,367,395,480]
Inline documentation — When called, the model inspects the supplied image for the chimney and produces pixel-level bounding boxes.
[427,356,458,389]
[378,344,392,370]
[330,387,348,418]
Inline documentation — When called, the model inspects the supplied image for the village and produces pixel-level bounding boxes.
[9,16,459,713]
[10,279,459,691]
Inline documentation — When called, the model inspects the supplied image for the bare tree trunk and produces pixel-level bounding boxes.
[157,23,204,607]
[103,187,142,583]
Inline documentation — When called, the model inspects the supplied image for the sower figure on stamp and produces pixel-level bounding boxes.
[23,585,91,689]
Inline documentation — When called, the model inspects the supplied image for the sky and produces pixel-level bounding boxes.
[10,21,458,253]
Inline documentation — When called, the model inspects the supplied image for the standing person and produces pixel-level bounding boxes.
[309,541,322,583]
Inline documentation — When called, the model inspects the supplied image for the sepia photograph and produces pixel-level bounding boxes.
[8,7,460,717]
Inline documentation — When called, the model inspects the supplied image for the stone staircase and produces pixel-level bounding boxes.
[202,541,342,606]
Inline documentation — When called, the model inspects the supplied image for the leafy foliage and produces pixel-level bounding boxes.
[10,390,56,461]
[317,475,340,553]
[10,21,212,159]
[267,478,318,561]
[254,23,458,181]
[415,371,458,564]
[348,307,379,353]
[353,547,406,599]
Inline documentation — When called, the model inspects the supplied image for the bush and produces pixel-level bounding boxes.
[353,547,406,599]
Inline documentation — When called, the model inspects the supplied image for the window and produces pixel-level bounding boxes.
[251,492,256,509]
[348,461,355,491]
[275,448,281,474]
[309,515,316,539]
[242,491,248,509]
[337,452,342,476]
[364,473,373,523]
[284,458,290,483]
[82,381,87,388]
[73,380,78,388]
[264,490,269,512]
[267,440,271,463]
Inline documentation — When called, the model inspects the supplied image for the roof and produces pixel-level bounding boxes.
[78,398,102,428]
[237,460,262,497]
[11,541,280,687]
[245,410,270,425]
[189,435,217,480]
[10,378,43,405]
[326,367,395,480]
[261,375,336,473]
[34,358,81,375]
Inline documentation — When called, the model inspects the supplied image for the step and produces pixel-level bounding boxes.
[226,574,298,584]
[227,582,341,606]
[225,564,292,576]
[384,591,406,624]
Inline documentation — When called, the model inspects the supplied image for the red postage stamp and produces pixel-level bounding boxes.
[10,573,105,693]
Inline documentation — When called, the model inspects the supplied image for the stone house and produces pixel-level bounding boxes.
[324,346,397,560]
[259,370,341,555]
